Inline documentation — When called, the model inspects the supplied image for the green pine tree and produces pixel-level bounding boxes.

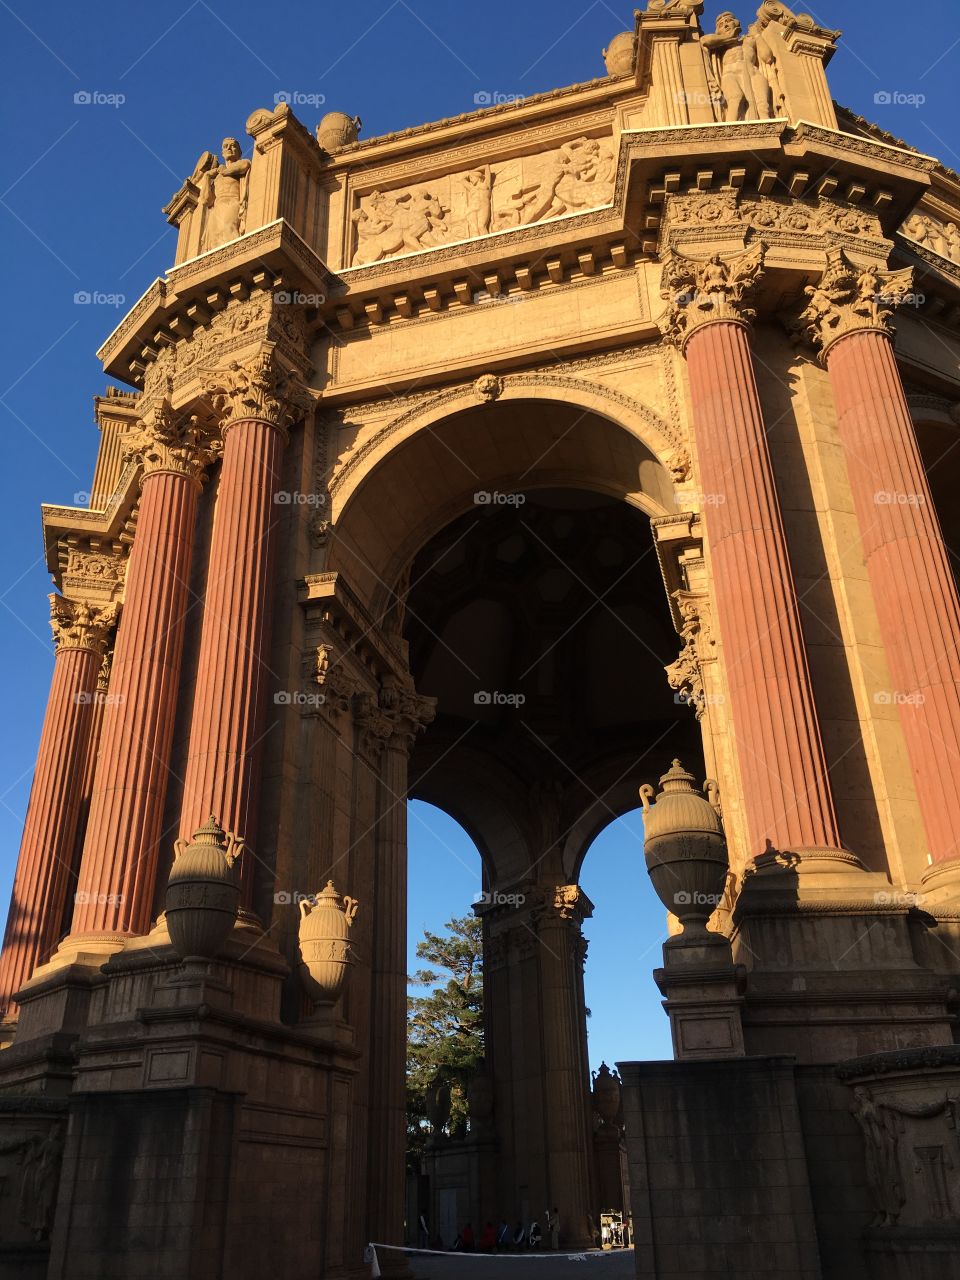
[407,914,484,1163]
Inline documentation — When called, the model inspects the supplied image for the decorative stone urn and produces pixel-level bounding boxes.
[592,1061,622,1130]
[640,760,728,936]
[603,30,636,77]
[316,111,361,153]
[467,1067,495,1139]
[298,881,359,1006]
[165,816,242,962]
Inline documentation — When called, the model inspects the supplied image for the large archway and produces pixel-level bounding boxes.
[329,396,703,1247]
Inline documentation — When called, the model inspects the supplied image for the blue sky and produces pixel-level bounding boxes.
[0,0,957,1068]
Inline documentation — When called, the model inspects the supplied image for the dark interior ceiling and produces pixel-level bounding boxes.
[404,488,702,883]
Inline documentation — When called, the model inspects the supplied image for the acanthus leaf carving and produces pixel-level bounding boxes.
[203,342,312,436]
[49,595,118,657]
[660,241,765,349]
[121,398,220,485]
[799,247,916,358]
[665,590,715,720]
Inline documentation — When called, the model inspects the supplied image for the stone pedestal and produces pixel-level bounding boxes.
[655,930,746,1061]
[620,1056,823,1280]
[0,929,363,1280]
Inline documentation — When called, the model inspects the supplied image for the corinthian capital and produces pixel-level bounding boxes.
[204,342,311,436]
[799,248,916,360]
[49,595,118,656]
[379,676,438,753]
[122,398,220,485]
[660,242,765,350]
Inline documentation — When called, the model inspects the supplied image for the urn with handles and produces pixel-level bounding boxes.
[165,816,242,962]
[298,880,360,1006]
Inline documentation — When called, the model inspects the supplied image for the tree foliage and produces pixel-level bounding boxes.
[406,914,484,1160]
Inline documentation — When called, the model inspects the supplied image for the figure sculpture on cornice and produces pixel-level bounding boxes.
[702,9,785,122]
[197,138,251,252]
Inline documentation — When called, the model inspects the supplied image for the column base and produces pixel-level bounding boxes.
[921,857,960,908]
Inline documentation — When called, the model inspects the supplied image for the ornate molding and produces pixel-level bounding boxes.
[837,1046,960,1081]
[49,596,118,657]
[379,675,438,754]
[664,589,715,718]
[660,242,765,349]
[798,247,916,360]
[204,342,311,436]
[329,365,680,499]
[121,399,220,486]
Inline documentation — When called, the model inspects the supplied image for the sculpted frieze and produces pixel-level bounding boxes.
[902,211,960,265]
[349,135,616,267]
[663,190,884,245]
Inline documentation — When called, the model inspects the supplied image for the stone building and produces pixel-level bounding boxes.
[0,2,959,1278]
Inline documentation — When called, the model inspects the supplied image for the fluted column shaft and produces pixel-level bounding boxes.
[827,329,960,862]
[685,320,842,855]
[366,735,409,1248]
[71,471,201,937]
[178,416,286,904]
[0,644,101,1010]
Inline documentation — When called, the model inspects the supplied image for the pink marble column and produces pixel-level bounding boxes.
[684,319,843,856]
[0,601,113,1012]
[69,413,214,943]
[177,411,288,907]
[827,328,960,863]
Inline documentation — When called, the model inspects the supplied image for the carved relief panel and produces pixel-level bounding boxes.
[349,135,616,267]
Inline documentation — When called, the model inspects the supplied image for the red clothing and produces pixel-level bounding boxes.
[480,1225,497,1251]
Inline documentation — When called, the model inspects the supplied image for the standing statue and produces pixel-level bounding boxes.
[850,1088,906,1226]
[702,11,784,121]
[0,1125,65,1241]
[199,138,251,251]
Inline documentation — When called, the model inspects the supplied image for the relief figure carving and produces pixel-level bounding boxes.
[349,136,615,267]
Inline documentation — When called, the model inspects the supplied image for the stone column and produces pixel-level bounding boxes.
[358,680,435,1255]
[0,598,115,1013]
[178,345,307,909]
[67,402,217,947]
[804,252,960,866]
[483,884,596,1251]
[661,246,844,858]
